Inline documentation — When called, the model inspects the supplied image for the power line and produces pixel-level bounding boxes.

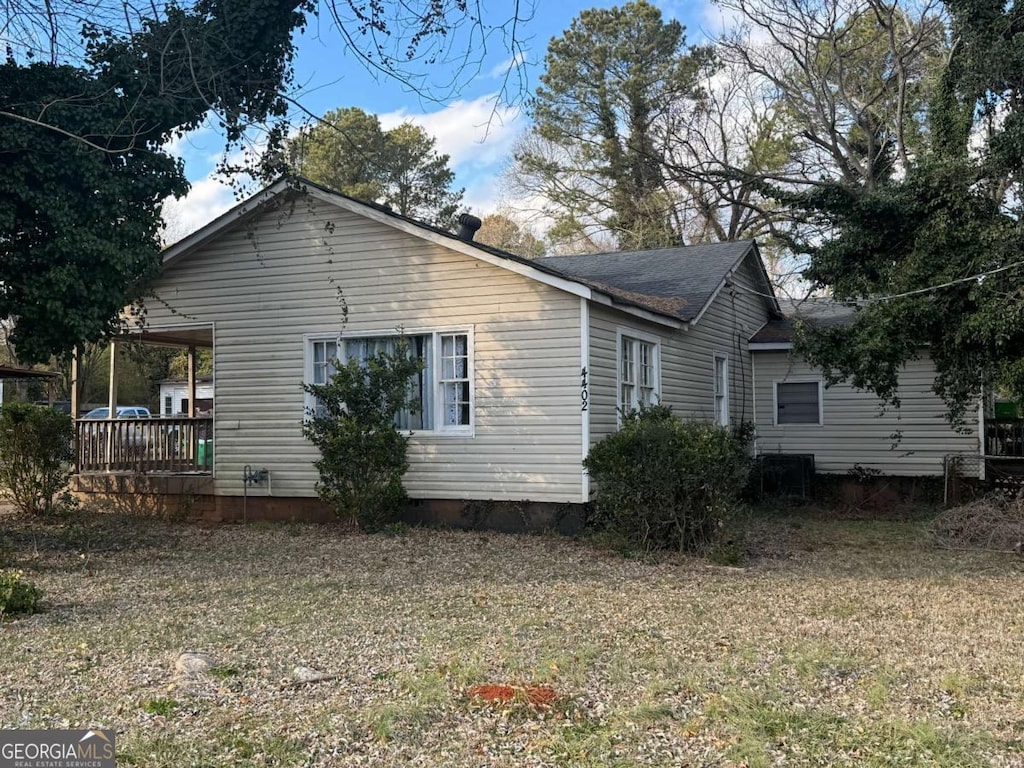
[859,260,1024,303]
[734,259,1024,309]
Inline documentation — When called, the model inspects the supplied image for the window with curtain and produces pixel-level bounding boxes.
[343,334,433,430]
[306,330,472,433]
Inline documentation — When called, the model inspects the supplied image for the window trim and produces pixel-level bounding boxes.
[713,352,729,427]
[773,378,824,427]
[303,326,475,437]
[616,328,662,424]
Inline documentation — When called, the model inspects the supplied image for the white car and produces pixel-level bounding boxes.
[81,406,152,419]
[80,406,154,448]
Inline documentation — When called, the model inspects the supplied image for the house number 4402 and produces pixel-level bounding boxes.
[580,366,589,412]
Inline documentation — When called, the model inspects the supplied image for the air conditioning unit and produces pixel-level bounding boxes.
[758,454,815,499]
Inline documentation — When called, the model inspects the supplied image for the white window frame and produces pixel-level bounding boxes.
[713,352,729,427]
[773,378,824,427]
[616,328,661,423]
[303,326,475,436]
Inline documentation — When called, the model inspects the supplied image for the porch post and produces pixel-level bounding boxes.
[187,345,197,419]
[70,346,79,418]
[106,341,119,466]
[107,341,119,415]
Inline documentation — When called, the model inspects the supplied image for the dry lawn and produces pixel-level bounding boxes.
[1,508,1023,767]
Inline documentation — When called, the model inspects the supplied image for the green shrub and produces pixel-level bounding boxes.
[584,406,752,552]
[303,338,422,531]
[0,403,74,515]
[0,569,43,617]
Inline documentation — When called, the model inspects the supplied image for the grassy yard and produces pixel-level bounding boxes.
[1,509,1022,767]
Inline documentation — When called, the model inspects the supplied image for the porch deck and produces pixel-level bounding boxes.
[983,418,1024,458]
[75,416,213,474]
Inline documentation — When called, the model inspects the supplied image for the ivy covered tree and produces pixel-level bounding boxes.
[1,0,312,364]
[1,0,527,364]
[785,0,1024,421]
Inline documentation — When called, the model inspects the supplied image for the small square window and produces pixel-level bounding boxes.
[775,381,822,425]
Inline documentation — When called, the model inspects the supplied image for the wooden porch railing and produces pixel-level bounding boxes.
[983,418,1024,458]
[76,417,213,473]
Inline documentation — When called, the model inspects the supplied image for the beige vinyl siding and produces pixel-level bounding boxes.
[588,255,772,446]
[142,196,584,502]
[753,351,978,476]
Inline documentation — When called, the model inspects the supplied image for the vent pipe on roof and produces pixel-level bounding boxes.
[456,213,482,242]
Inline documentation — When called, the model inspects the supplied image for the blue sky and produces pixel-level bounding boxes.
[163,0,727,239]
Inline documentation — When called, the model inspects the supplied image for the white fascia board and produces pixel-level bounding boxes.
[692,268,736,327]
[749,342,793,351]
[692,242,780,326]
[161,180,592,300]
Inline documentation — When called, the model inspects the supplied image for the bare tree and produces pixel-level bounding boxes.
[712,0,948,194]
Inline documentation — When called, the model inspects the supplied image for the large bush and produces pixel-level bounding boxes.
[584,406,752,552]
[303,340,422,531]
[0,404,74,515]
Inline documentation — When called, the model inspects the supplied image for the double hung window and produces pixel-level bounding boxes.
[619,333,660,417]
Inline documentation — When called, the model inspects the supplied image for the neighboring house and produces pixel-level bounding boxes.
[71,178,991,521]
[158,379,214,416]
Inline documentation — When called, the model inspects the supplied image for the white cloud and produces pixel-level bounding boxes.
[698,0,776,45]
[377,94,527,214]
[160,96,529,240]
[160,177,237,244]
[488,51,527,79]
[378,94,524,173]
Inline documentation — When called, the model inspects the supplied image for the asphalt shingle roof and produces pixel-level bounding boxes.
[749,299,857,344]
[539,241,758,322]
[165,179,769,325]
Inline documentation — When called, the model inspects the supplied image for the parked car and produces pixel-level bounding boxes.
[81,406,152,419]
[79,406,154,449]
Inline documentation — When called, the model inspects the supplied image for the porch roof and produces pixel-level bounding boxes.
[126,326,213,348]
[0,365,59,380]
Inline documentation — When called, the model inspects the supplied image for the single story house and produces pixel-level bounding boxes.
[71,178,992,522]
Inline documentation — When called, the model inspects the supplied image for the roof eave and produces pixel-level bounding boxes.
[588,292,687,330]
[749,342,793,351]
[161,179,292,267]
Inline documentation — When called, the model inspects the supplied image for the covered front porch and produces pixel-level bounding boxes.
[72,325,214,478]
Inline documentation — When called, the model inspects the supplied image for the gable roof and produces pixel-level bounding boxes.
[541,241,776,323]
[161,178,779,328]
